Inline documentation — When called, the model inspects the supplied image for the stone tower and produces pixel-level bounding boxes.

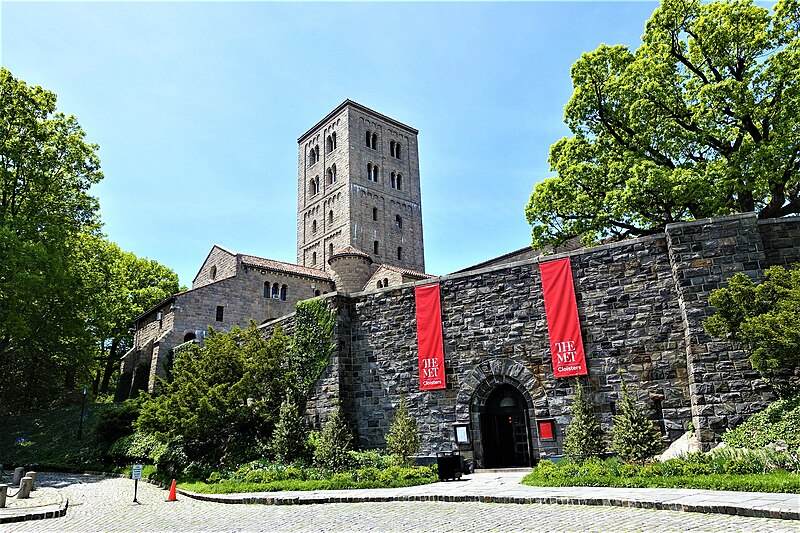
[297,100,425,274]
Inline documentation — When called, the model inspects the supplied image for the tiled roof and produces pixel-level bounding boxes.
[375,263,434,279]
[240,254,333,281]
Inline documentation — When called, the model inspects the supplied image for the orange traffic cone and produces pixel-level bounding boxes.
[166,479,178,502]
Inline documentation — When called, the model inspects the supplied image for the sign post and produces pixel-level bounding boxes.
[131,464,143,504]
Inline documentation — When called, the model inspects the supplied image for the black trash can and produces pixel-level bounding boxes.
[436,452,464,481]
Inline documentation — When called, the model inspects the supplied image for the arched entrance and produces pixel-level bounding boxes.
[480,384,532,468]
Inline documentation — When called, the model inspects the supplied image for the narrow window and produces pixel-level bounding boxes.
[280,284,287,301]
[383,277,389,286]
[215,306,224,322]
[312,251,317,264]
[263,281,270,298]
[272,283,279,298]
[312,219,317,233]
[371,133,378,149]
[314,289,321,296]
[373,240,379,255]
[397,246,403,260]
[209,265,217,280]
[326,135,333,153]
[372,207,378,221]
[329,243,333,257]
[315,145,319,162]
[366,130,371,147]
[373,165,379,182]
[396,215,402,229]
[396,174,403,190]
[331,164,337,183]
[377,280,383,289]
[310,176,320,196]
[396,142,401,158]
[390,140,395,157]
[326,168,333,185]
[332,132,337,149]
[367,162,372,181]
[391,172,396,189]
[328,210,334,224]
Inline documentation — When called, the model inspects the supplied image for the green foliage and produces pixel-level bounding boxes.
[525,0,800,249]
[289,299,335,400]
[313,408,353,473]
[107,431,168,465]
[91,398,142,450]
[522,456,800,493]
[271,395,309,464]
[705,267,800,396]
[385,397,420,462]
[723,394,800,449]
[347,449,404,470]
[610,380,663,463]
[135,323,288,470]
[564,380,605,459]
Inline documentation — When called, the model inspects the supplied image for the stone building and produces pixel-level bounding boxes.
[123,100,800,469]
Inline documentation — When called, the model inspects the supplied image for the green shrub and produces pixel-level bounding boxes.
[108,431,168,464]
[609,380,663,464]
[271,395,309,464]
[92,399,141,449]
[348,450,402,469]
[385,398,420,463]
[313,408,352,472]
[564,380,605,459]
[723,395,800,450]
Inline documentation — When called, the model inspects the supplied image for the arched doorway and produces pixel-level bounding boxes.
[480,384,532,468]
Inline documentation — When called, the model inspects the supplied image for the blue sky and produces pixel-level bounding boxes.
[2,1,658,286]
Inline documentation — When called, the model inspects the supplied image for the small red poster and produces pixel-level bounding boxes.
[540,258,588,378]
[415,283,446,391]
[538,420,554,440]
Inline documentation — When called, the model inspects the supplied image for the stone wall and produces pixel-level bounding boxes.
[192,246,238,289]
[758,217,800,267]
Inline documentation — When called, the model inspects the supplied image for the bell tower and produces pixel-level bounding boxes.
[297,100,425,274]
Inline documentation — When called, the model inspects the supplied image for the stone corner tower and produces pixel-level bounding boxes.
[296,100,425,275]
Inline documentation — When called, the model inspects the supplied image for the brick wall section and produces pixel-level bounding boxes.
[758,217,800,267]
[665,213,773,450]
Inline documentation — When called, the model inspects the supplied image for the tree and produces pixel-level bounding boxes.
[610,380,663,463]
[526,0,800,249]
[563,380,605,460]
[385,397,420,463]
[0,67,103,412]
[705,266,800,397]
[271,395,309,464]
[313,407,352,472]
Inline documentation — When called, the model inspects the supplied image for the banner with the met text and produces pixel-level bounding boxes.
[540,258,588,378]
[415,283,446,391]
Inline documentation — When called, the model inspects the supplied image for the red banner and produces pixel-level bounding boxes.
[540,258,588,378]
[415,283,446,390]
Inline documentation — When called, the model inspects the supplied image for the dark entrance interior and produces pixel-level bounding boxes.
[480,385,532,468]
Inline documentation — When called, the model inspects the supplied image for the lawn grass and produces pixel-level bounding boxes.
[179,476,438,494]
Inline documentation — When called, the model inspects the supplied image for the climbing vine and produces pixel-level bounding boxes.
[288,298,335,401]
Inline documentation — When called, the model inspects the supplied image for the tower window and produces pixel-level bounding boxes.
[373,240,379,255]
[372,207,378,221]
[371,133,378,149]
[329,210,334,224]
[310,176,320,196]
[366,130,371,147]
[366,162,372,181]
[209,265,217,280]
[391,172,396,189]
[312,219,317,233]
[397,246,403,260]
[272,282,279,299]
[396,174,403,191]
[280,284,287,301]
[215,306,224,322]
[312,251,317,265]
[390,140,395,157]
[332,132,337,149]
[325,135,333,153]
[396,215,402,229]
[309,145,319,166]
[390,141,402,158]
[372,165,379,182]
[326,164,337,185]
[264,281,270,298]
[329,243,333,257]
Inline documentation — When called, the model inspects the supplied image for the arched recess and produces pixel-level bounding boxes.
[455,359,549,468]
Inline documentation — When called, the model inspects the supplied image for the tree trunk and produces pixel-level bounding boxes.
[99,337,120,395]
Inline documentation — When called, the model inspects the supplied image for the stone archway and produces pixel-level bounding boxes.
[455,359,548,468]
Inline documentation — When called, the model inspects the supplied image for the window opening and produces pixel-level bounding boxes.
[397,246,403,260]
[312,251,317,264]
[372,207,378,221]
[373,240,379,255]
[280,284,287,301]
[215,306,224,322]
[329,243,333,257]
[383,278,389,286]
[371,133,378,149]
[366,130,371,147]
[396,174,403,190]
[272,283,280,299]
[209,265,217,280]
[396,215,402,229]
[329,210,334,224]
[312,220,317,233]
[264,281,270,298]
[391,172,396,189]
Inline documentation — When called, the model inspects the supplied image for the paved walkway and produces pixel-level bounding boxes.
[1,471,797,531]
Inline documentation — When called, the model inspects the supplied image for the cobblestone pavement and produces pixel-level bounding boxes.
[5,474,797,532]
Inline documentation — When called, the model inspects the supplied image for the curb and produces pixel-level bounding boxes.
[173,489,799,521]
[0,500,69,525]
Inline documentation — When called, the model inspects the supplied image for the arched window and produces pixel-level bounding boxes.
[396,215,403,229]
[366,162,372,181]
[209,265,217,280]
[390,140,395,157]
[397,246,403,260]
[391,172,396,189]
[312,251,317,264]
[328,210,334,224]
[332,132,337,149]
[329,243,333,257]
[377,280,383,289]
[383,278,389,286]
[326,135,333,153]
[272,283,279,299]
[373,240,379,255]
[366,130,371,147]
[396,142,401,158]
[372,207,378,221]
[371,133,378,149]
[312,219,317,233]
[184,332,197,343]
[396,174,403,190]
[310,176,320,196]
[372,165,379,182]
[309,145,319,166]
[264,281,270,298]
[315,289,321,296]
[280,284,287,301]
[326,164,336,184]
